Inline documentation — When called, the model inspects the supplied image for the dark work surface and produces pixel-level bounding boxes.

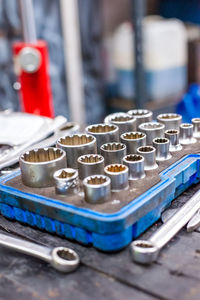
[1,183,200,300]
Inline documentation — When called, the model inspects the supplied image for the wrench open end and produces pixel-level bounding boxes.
[51,247,80,273]
[130,240,159,265]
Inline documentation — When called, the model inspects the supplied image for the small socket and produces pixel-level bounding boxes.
[120,131,146,154]
[165,129,182,152]
[104,112,136,136]
[153,138,172,161]
[104,164,129,191]
[157,113,182,130]
[100,142,126,165]
[137,146,158,170]
[54,168,79,195]
[138,122,165,145]
[123,154,145,180]
[192,118,200,138]
[83,175,111,204]
[85,123,119,152]
[57,134,97,168]
[77,154,104,180]
[179,123,197,145]
[127,109,153,129]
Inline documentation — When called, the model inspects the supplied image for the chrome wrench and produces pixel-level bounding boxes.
[0,232,80,272]
[130,189,200,264]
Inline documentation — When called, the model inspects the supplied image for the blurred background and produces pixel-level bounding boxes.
[1,0,200,124]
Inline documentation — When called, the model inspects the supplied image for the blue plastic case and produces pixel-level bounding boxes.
[0,154,199,251]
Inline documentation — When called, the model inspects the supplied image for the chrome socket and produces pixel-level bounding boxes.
[53,168,79,195]
[85,123,119,151]
[127,109,153,129]
[137,146,158,170]
[58,122,80,135]
[104,112,136,136]
[83,175,111,204]
[152,138,172,161]
[56,134,97,169]
[165,129,182,152]
[192,118,200,138]
[20,147,67,188]
[100,142,126,165]
[120,131,146,154]
[77,154,104,180]
[104,164,129,191]
[123,154,145,180]
[157,113,182,130]
[179,123,197,145]
[138,122,165,145]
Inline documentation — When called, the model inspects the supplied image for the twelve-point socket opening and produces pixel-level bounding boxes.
[59,135,94,146]
[57,170,76,179]
[106,164,127,173]
[122,132,145,140]
[159,113,179,120]
[79,154,103,164]
[86,176,108,185]
[88,124,116,133]
[165,130,178,135]
[124,154,143,162]
[138,146,154,153]
[111,115,133,122]
[129,109,150,116]
[101,143,125,151]
[22,148,63,163]
[141,123,163,130]
[154,138,168,144]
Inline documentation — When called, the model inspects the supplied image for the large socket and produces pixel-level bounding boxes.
[138,122,165,145]
[127,109,153,129]
[179,123,197,145]
[85,123,119,151]
[152,138,172,161]
[77,154,104,180]
[120,131,146,154]
[165,129,182,152]
[192,118,200,138]
[57,134,97,168]
[20,147,67,188]
[100,142,126,165]
[137,146,158,170]
[157,113,182,130]
[83,175,111,204]
[54,168,79,195]
[123,154,145,180]
[104,164,129,191]
[104,112,136,136]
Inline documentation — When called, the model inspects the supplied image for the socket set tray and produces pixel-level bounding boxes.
[0,113,200,252]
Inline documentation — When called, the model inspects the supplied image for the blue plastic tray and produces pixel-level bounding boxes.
[0,154,199,252]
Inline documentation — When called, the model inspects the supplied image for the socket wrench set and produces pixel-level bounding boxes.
[0,111,200,251]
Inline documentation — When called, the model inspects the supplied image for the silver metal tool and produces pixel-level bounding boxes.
[100,142,126,165]
[83,175,111,204]
[120,131,146,154]
[187,209,200,232]
[20,147,67,188]
[161,207,178,223]
[137,146,158,170]
[192,118,200,138]
[138,122,165,145]
[54,168,79,195]
[104,112,136,136]
[123,154,145,180]
[152,138,172,161]
[127,109,153,129]
[179,123,197,145]
[104,164,129,191]
[130,189,200,264]
[85,123,119,151]
[0,232,79,272]
[57,134,97,168]
[165,129,182,152]
[157,113,182,130]
[77,154,104,180]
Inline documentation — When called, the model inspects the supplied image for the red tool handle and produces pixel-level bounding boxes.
[13,40,54,118]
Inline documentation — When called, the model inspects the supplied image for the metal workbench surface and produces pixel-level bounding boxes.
[0,182,200,300]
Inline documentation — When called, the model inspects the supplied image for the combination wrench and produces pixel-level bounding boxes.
[0,232,80,272]
[130,189,200,264]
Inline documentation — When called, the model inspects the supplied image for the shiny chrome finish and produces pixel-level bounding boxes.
[57,134,97,168]
[157,113,182,130]
[100,142,126,165]
[138,122,165,145]
[0,232,79,272]
[104,112,136,136]
[77,154,104,180]
[153,138,172,161]
[58,122,80,135]
[165,129,182,152]
[137,146,158,170]
[20,147,67,188]
[120,131,146,154]
[128,109,153,129]
[83,175,111,204]
[104,164,129,191]
[53,168,79,195]
[179,123,196,145]
[192,118,200,138]
[85,123,119,151]
[123,154,145,180]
